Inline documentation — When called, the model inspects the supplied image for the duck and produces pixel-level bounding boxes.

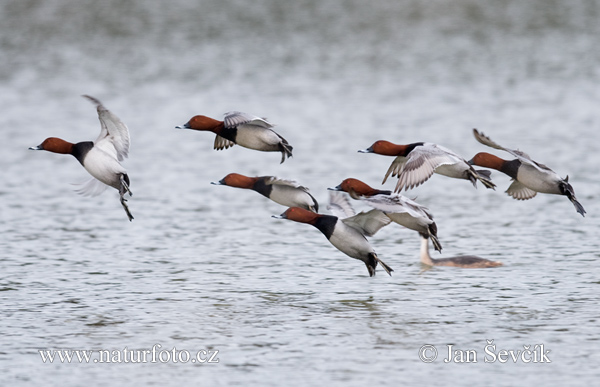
[211,173,319,212]
[359,140,495,192]
[328,178,442,252]
[176,111,293,163]
[272,192,393,277]
[469,129,585,217]
[29,95,133,221]
[419,235,502,268]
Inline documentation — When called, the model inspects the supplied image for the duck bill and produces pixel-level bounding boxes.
[327,185,343,191]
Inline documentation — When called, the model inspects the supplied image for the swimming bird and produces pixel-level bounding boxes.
[176,111,293,163]
[272,192,393,277]
[29,95,133,221]
[469,129,585,217]
[359,140,495,192]
[328,178,442,252]
[419,235,502,268]
[211,173,319,212]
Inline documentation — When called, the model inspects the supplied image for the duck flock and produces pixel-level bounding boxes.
[30,96,586,277]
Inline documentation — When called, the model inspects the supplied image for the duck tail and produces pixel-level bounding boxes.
[560,178,586,217]
[279,141,293,164]
[469,168,496,190]
[367,253,393,277]
[421,229,442,253]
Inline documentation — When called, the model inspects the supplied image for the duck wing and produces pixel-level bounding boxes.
[364,194,433,219]
[327,191,355,219]
[473,129,553,172]
[72,177,109,197]
[223,111,273,129]
[214,135,236,150]
[505,180,538,200]
[342,209,392,237]
[265,176,303,189]
[84,95,130,162]
[394,144,462,191]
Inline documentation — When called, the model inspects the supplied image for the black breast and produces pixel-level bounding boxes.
[313,215,338,240]
[405,142,425,154]
[252,178,273,198]
[219,127,238,142]
[71,141,94,165]
[500,159,522,179]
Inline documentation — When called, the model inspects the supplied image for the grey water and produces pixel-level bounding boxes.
[2,0,600,385]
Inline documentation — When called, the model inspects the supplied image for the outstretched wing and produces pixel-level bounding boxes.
[84,95,130,161]
[342,209,392,237]
[394,144,462,191]
[472,129,553,172]
[364,194,433,220]
[327,191,355,219]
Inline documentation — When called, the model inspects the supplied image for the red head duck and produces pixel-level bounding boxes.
[469,129,585,216]
[29,95,133,221]
[273,192,393,277]
[212,173,318,213]
[329,178,442,252]
[359,140,495,192]
[176,111,293,163]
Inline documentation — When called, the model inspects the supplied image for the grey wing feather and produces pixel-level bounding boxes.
[342,209,392,237]
[214,135,236,150]
[223,111,273,129]
[83,95,130,161]
[265,177,307,191]
[394,146,459,191]
[473,129,553,172]
[327,191,355,219]
[382,156,406,184]
[506,180,538,200]
[365,194,433,219]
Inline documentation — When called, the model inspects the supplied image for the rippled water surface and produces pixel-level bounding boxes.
[2,1,600,385]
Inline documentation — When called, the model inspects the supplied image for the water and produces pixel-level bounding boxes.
[2,0,600,385]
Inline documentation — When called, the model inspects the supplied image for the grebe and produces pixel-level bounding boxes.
[420,236,502,268]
